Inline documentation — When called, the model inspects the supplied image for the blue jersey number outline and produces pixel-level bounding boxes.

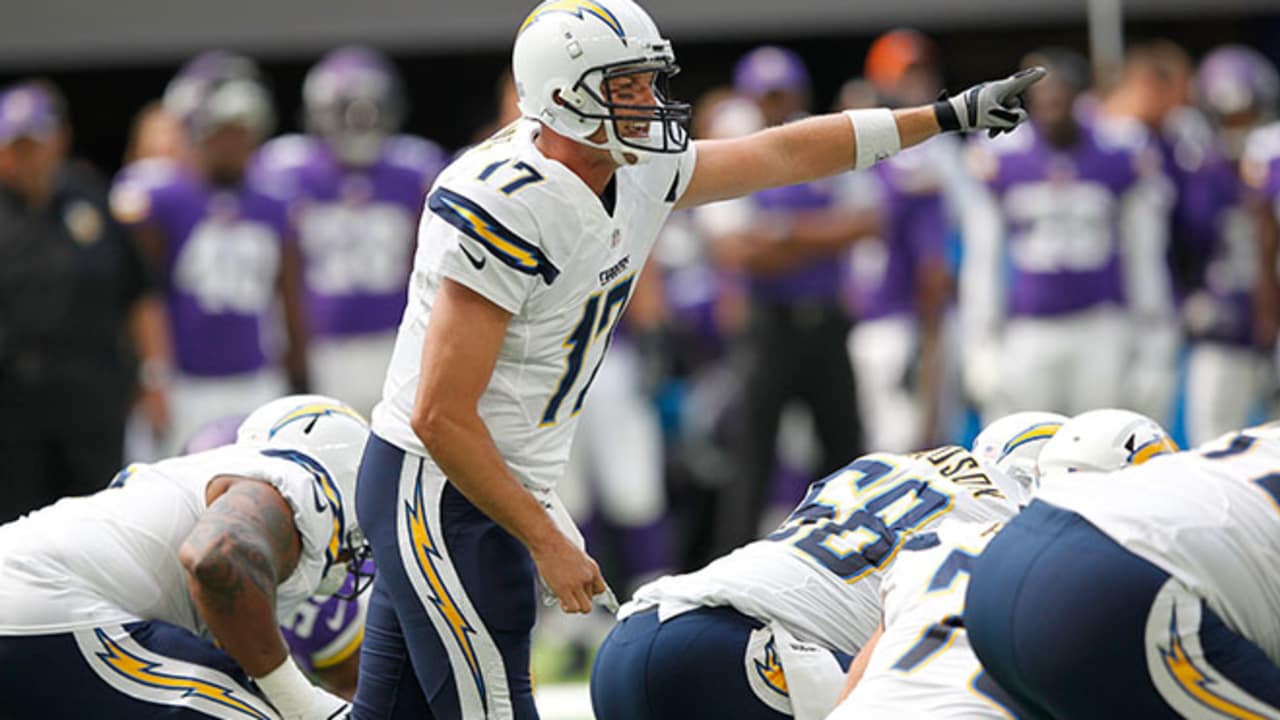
[540,273,635,426]
[766,457,953,583]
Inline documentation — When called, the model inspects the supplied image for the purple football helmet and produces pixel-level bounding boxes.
[303,46,405,167]
[163,50,275,140]
[733,45,810,99]
[1196,45,1279,123]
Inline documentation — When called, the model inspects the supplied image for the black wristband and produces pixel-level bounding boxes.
[933,99,961,133]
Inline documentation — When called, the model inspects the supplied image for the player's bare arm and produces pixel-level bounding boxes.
[677,67,1046,210]
[411,278,606,614]
[837,623,884,704]
[179,475,302,677]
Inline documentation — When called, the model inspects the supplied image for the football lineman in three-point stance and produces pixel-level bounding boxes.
[0,396,370,719]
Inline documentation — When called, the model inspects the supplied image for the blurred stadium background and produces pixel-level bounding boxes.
[3,1,1280,718]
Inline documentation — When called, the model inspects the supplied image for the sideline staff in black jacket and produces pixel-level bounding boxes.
[0,80,172,522]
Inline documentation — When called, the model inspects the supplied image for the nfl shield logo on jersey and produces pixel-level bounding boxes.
[610,228,622,248]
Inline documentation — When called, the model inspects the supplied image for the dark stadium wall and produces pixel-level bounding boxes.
[1,14,1277,179]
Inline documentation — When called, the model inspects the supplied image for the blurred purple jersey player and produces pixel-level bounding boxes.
[251,47,447,413]
[840,147,950,452]
[1187,45,1280,445]
[110,51,307,457]
[181,413,373,700]
[961,48,1175,422]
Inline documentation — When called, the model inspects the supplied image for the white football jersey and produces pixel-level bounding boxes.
[1036,431,1280,664]
[837,520,1011,719]
[622,446,1021,656]
[372,120,696,492]
[0,446,337,637]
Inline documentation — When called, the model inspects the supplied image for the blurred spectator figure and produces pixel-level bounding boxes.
[124,101,188,165]
[0,80,170,522]
[1179,46,1280,444]
[706,46,871,556]
[1103,40,1194,135]
[250,47,446,414]
[865,28,942,106]
[961,48,1176,422]
[110,51,308,456]
[1102,41,1208,303]
[837,29,958,452]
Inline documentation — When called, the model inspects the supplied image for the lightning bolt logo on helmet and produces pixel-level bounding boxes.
[519,0,625,38]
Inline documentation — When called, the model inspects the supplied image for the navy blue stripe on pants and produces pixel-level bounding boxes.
[964,500,1280,720]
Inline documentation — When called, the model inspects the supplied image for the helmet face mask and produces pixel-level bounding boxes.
[567,57,691,155]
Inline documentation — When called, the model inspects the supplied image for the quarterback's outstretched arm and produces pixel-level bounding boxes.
[678,107,937,209]
[677,67,1045,210]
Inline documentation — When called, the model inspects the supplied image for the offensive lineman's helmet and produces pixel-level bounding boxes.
[237,395,371,597]
[972,411,1068,495]
[304,46,406,167]
[1038,408,1178,478]
[512,0,691,159]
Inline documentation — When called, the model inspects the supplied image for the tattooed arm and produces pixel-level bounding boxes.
[178,475,302,677]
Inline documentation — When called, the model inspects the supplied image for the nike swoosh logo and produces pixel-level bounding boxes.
[459,243,486,270]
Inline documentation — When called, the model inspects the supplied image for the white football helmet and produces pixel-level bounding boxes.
[512,0,691,159]
[1038,408,1178,478]
[972,411,1068,495]
[237,394,371,597]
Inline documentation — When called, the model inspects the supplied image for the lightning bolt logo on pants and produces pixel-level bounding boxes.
[753,637,790,697]
[93,630,271,719]
[1159,608,1274,720]
[406,473,488,713]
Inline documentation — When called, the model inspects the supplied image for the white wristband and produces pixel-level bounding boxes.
[845,108,902,170]
[255,655,312,720]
